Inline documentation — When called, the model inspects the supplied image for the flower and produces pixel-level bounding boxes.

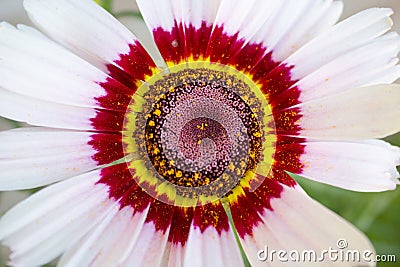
[0,0,400,266]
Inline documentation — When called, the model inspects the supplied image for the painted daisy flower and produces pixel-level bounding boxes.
[0,0,400,266]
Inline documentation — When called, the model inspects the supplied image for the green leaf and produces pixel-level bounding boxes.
[95,0,113,12]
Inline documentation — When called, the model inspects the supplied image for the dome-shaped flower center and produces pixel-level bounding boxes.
[123,63,276,207]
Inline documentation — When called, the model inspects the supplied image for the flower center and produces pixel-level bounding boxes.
[123,63,276,207]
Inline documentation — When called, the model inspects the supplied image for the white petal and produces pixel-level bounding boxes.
[137,0,221,32]
[362,65,400,86]
[0,171,114,267]
[16,24,51,41]
[58,206,149,267]
[251,0,343,61]
[0,128,101,190]
[183,226,244,267]
[295,32,400,102]
[296,84,400,139]
[212,0,267,38]
[287,8,394,79]
[136,0,182,32]
[241,185,375,267]
[271,0,343,61]
[181,0,221,29]
[136,0,221,64]
[119,222,170,267]
[0,89,96,130]
[0,170,102,240]
[0,127,93,159]
[94,207,150,266]
[162,243,184,267]
[362,139,400,166]
[0,22,109,109]
[293,140,399,191]
[219,229,246,266]
[24,0,141,70]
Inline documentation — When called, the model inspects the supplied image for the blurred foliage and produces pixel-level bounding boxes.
[95,0,142,19]
[94,0,113,12]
